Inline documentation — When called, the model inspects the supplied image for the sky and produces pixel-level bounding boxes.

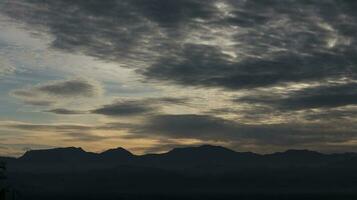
[1,0,357,157]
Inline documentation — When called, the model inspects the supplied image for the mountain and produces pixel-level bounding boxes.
[134,145,260,171]
[101,147,133,157]
[166,144,238,159]
[7,145,357,168]
[0,156,16,163]
[262,149,328,167]
[19,147,95,163]
[269,149,324,159]
[99,147,133,162]
[4,145,357,199]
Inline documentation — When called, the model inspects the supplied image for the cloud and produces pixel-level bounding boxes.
[91,100,156,116]
[0,120,129,134]
[1,0,357,90]
[2,113,357,153]
[113,114,357,147]
[11,78,102,106]
[129,0,217,27]
[2,122,93,132]
[34,97,188,116]
[142,43,355,90]
[91,97,188,116]
[45,109,87,115]
[0,121,106,142]
[23,100,54,106]
[63,132,106,142]
[2,0,357,153]
[36,79,101,97]
[236,82,357,110]
[148,97,189,105]
[12,90,38,98]
[132,114,240,139]
[304,108,357,121]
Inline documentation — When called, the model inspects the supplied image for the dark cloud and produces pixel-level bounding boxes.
[118,114,357,146]
[45,109,86,115]
[12,79,101,98]
[142,43,356,90]
[11,79,101,106]
[282,93,357,110]
[144,0,357,89]
[91,97,188,116]
[2,0,357,152]
[149,97,189,105]
[304,108,357,121]
[1,0,206,62]
[129,0,216,27]
[2,0,357,90]
[137,114,239,139]
[37,97,188,116]
[23,100,54,107]
[36,79,100,97]
[237,82,357,110]
[4,123,93,132]
[91,100,156,116]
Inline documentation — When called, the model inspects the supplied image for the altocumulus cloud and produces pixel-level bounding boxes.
[36,79,100,97]
[11,78,102,106]
[3,0,357,120]
[1,0,357,90]
[236,82,357,110]
[91,97,188,116]
[91,100,156,116]
[44,109,87,115]
[2,0,357,152]
[43,97,188,116]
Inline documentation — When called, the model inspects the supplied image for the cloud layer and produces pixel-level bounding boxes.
[2,113,357,153]
[122,114,357,146]
[1,0,357,90]
[36,79,99,97]
[11,78,102,106]
[1,0,357,154]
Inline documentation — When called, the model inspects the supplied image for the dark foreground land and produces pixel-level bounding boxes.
[19,194,357,200]
[2,145,357,199]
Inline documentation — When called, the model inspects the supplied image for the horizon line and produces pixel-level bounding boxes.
[3,144,357,159]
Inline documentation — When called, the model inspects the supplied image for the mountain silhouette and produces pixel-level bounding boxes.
[99,147,133,163]
[166,144,238,160]
[269,149,324,159]
[8,145,357,168]
[19,147,95,163]
[100,147,133,157]
[2,145,357,199]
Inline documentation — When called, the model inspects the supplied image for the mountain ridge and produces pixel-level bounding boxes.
[15,144,357,159]
[3,145,357,198]
[1,144,355,169]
